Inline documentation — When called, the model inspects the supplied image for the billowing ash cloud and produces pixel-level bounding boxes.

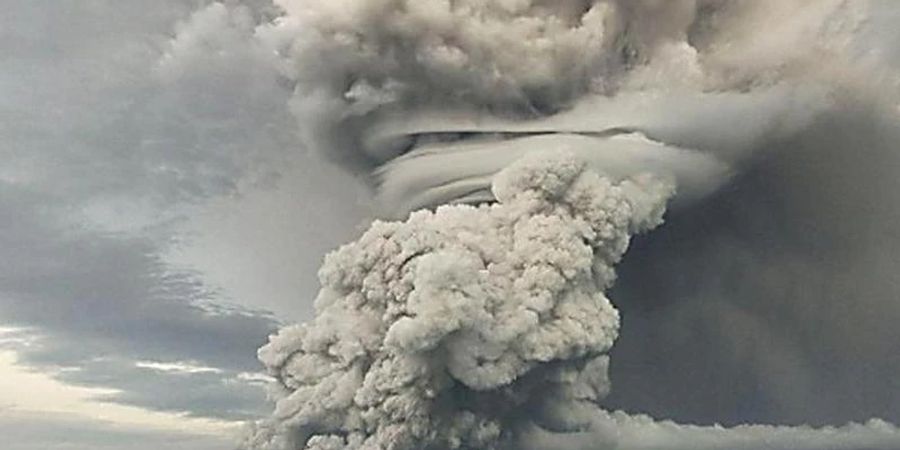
[152,0,900,448]
[250,0,867,215]
[241,151,673,449]
[241,151,900,450]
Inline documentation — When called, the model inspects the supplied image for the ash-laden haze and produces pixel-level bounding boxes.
[161,0,900,449]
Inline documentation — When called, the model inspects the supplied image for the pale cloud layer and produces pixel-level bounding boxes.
[0,349,236,435]
[0,410,234,450]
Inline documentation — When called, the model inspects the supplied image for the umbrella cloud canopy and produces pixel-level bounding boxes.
[246,0,866,216]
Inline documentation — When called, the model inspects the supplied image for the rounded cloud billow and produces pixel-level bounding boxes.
[242,152,672,449]
[243,0,869,217]
[158,0,900,449]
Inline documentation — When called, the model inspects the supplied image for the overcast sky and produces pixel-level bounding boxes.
[0,1,372,448]
[3,1,900,449]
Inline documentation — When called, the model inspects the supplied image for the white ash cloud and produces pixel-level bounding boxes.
[241,150,900,450]
[240,151,672,449]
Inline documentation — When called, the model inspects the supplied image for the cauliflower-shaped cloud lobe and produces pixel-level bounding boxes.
[240,150,673,449]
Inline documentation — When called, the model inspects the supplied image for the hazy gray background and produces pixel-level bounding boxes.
[1,1,367,448]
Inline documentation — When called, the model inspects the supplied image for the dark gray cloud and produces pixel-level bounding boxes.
[608,101,900,426]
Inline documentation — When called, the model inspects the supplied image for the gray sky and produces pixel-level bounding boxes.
[0,0,368,448]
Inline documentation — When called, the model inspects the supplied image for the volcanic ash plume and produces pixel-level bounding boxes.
[172,0,900,448]
[241,150,900,450]
[240,0,867,217]
[240,151,673,449]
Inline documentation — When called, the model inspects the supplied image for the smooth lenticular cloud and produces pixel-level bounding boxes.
[158,0,900,448]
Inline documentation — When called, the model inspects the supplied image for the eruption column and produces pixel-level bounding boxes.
[242,151,673,449]
[243,150,900,450]
[222,0,900,448]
